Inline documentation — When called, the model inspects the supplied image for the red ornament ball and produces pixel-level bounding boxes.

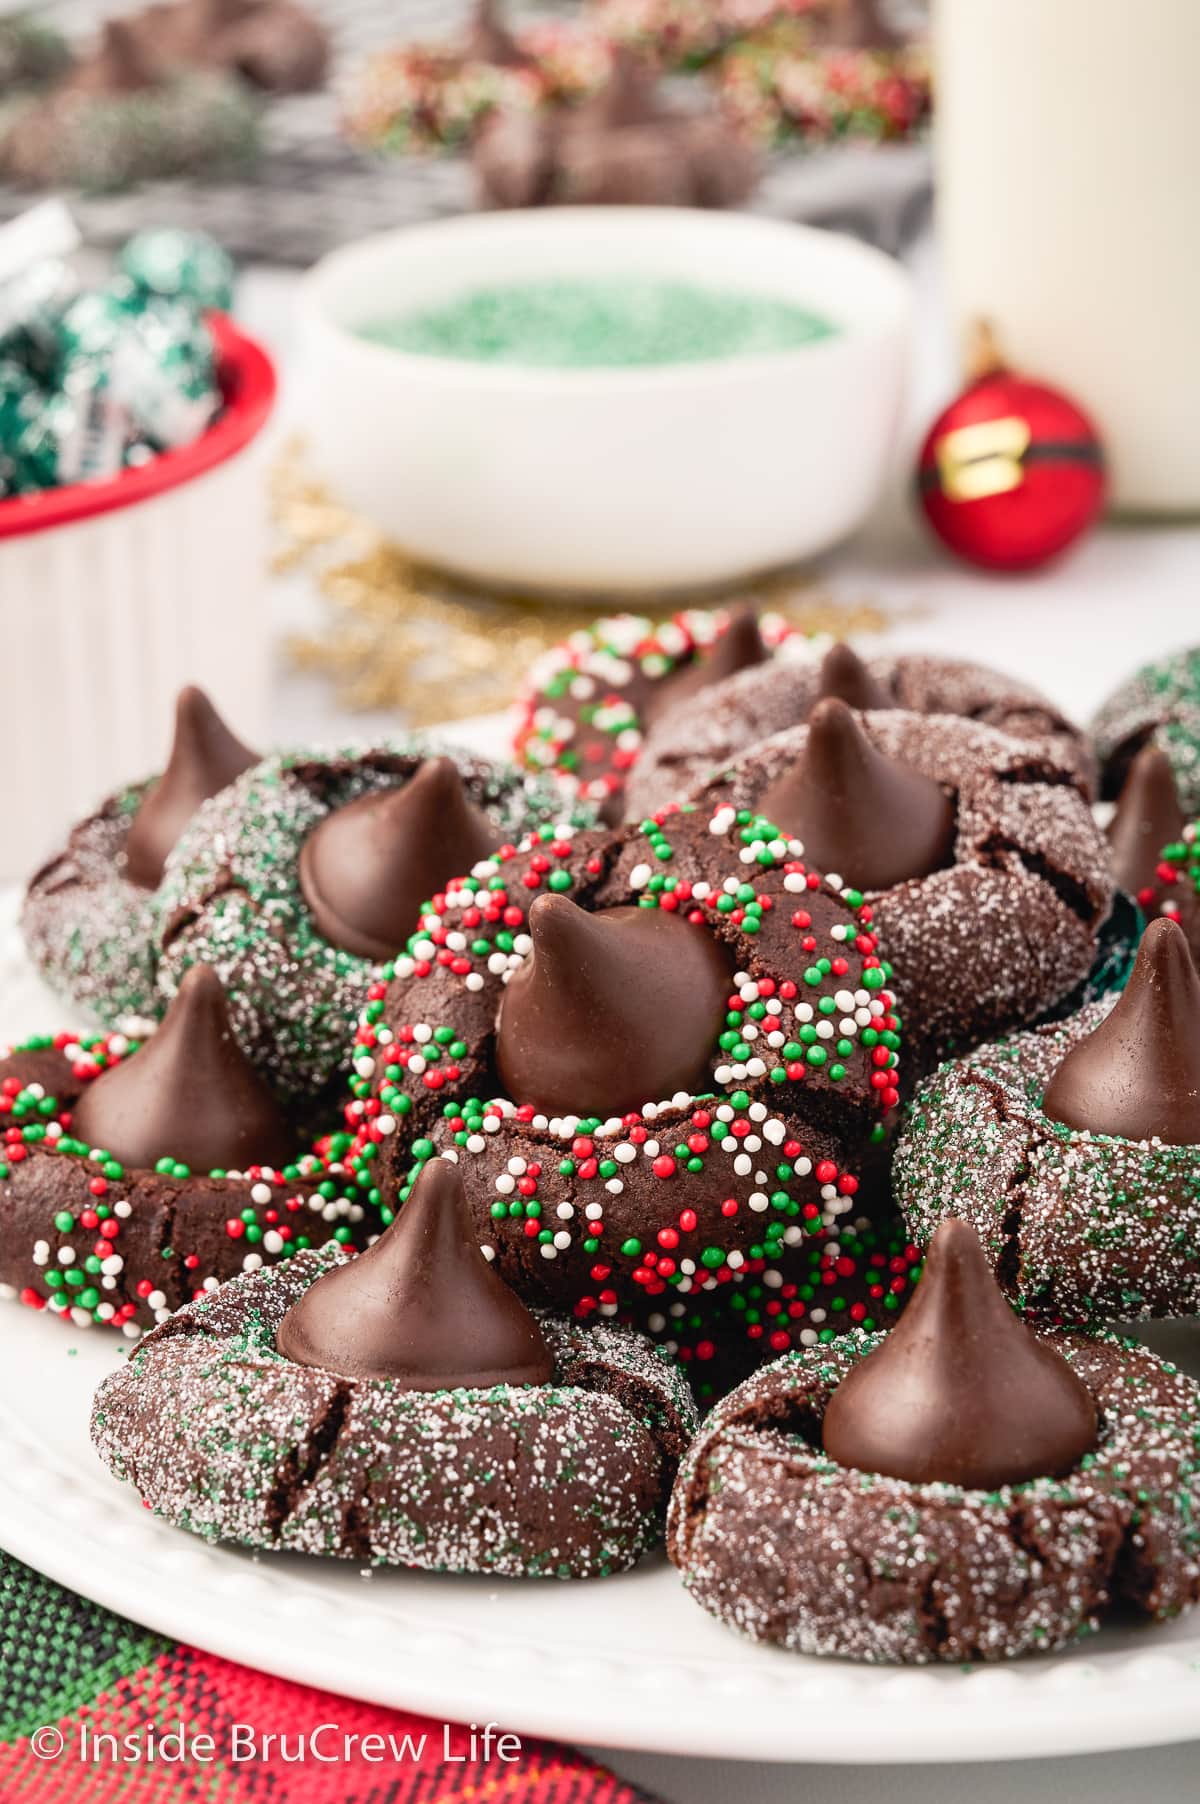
[917,371,1106,571]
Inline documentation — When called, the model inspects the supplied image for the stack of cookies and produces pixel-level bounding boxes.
[6,616,1200,1663]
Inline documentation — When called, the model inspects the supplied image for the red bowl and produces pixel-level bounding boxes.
[0,312,277,542]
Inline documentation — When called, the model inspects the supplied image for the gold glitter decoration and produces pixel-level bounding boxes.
[272,438,894,726]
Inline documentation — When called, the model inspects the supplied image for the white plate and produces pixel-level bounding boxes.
[3,1211,1200,1764]
[4,685,1200,1765]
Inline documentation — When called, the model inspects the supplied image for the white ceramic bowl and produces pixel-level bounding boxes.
[298,208,913,595]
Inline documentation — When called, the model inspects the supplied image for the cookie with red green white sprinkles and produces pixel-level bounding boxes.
[347,810,902,1322]
[644,1211,923,1407]
[513,607,799,823]
[667,1329,1200,1662]
[0,1036,373,1339]
[154,740,580,1108]
[92,1244,697,1576]
[405,1097,862,1323]
[1153,818,1200,963]
[597,801,902,1133]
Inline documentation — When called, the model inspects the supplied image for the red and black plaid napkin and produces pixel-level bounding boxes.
[0,1551,660,1803]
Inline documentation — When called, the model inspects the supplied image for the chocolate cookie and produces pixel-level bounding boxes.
[1029,888,1143,1029]
[682,702,1112,1069]
[1092,643,1200,810]
[626,642,1097,822]
[154,740,579,1107]
[474,48,758,209]
[669,1222,1200,1662]
[514,606,792,822]
[21,687,256,1027]
[92,1163,697,1577]
[347,808,902,1329]
[895,920,1200,1321]
[0,970,373,1339]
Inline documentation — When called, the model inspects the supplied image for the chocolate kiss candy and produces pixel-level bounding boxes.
[573,46,662,132]
[822,1218,1097,1488]
[1042,916,1200,1144]
[496,893,732,1116]
[1107,743,1186,900]
[87,19,164,93]
[124,687,256,889]
[299,757,502,962]
[756,697,955,889]
[464,0,528,66]
[648,606,768,723]
[277,1157,553,1388]
[71,965,291,1174]
[814,642,892,714]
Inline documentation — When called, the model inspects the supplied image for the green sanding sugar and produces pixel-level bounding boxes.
[358,276,837,369]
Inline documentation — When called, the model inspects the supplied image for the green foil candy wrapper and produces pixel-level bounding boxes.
[119,227,236,314]
[0,223,228,494]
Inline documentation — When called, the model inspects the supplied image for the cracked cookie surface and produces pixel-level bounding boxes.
[684,710,1112,1070]
[154,742,577,1107]
[894,999,1200,1321]
[667,1330,1200,1661]
[91,1244,698,1576]
[22,780,161,1026]
[1092,644,1200,809]
[628,651,1096,822]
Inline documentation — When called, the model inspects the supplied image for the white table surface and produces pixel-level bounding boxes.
[14,232,1200,1801]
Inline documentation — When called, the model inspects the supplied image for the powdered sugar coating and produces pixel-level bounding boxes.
[688,710,1112,1068]
[155,741,580,1106]
[92,1244,698,1577]
[627,651,1096,822]
[668,1330,1200,1662]
[22,780,161,1026]
[894,997,1200,1321]
[1092,644,1200,808]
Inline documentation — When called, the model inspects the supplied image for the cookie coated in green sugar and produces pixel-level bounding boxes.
[893,989,1200,1322]
[1092,643,1200,809]
[21,780,160,1026]
[22,686,259,1031]
[154,740,590,1107]
[91,1244,697,1577]
[668,1328,1200,1662]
